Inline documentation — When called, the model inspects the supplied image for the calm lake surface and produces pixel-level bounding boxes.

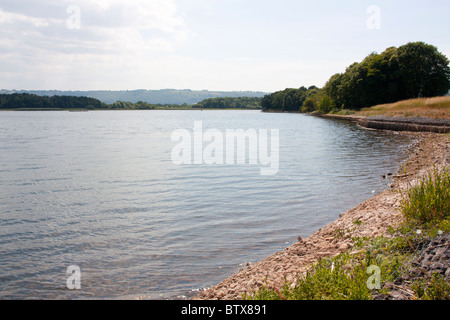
[0,110,416,299]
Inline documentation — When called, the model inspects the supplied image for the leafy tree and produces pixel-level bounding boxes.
[301,97,317,113]
[396,42,450,99]
[323,42,450,110]
[323,73,344,109]
[193,97,262,109]
[261,86,321,112]
[0,93,103,109]
[318,95,335,114]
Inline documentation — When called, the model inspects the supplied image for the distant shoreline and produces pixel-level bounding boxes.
[0,108,262,111]
[0,89,269,105]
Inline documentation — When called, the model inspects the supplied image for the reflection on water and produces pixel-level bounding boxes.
[0,111,416,299]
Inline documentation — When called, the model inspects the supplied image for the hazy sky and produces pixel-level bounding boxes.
[1,0,449,92]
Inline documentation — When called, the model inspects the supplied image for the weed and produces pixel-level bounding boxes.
[400,166,450,224]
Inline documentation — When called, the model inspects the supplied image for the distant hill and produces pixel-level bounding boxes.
[0,89,268,105]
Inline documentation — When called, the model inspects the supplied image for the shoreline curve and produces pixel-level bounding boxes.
[192,126,449,300]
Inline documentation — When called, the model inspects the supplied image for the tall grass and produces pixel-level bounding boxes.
[400,166,450,224]
[356,96,450,118]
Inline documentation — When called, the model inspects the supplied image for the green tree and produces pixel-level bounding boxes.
[262,42,449,112]
[261,86,322,112]
[318,95,335,113]
[301,97,318,113]
[324,73,344,109]
[396,42,450,99]
[325,42,450,110]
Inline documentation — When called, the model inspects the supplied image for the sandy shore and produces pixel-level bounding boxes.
[193,129,449,300]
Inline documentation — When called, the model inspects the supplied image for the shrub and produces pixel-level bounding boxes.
[318,95,335,114]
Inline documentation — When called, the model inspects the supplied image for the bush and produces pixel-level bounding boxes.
[301,97,317,113]
[318,95,335,114]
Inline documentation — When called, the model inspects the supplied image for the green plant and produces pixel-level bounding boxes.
[247,253,374,300]
[333,228,346,240]
[412,273,450,300]
[400,166,450,224]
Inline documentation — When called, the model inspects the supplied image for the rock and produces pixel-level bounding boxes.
[430,262,445,271]
[239,262,252,270]
[410,268,423,277]
[317,252,332,258]
[433,247,446,257]
[373,293,389,300]
[297,236,303,243]
[390,290,407,300]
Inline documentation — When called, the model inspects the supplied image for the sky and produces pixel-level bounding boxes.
[0,0,449,93]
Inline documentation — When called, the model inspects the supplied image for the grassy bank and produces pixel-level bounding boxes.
[245,166,450,300]
[353,96,450,119]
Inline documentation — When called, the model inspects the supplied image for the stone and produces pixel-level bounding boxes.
[410,268,423,277]
[430,262,445,271]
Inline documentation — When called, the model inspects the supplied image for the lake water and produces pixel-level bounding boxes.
[0,110,416,299]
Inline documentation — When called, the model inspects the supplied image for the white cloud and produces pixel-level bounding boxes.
[0,0,188,54]
[0,0,191,89]
[0,8,49,27]
[1,0,449,91]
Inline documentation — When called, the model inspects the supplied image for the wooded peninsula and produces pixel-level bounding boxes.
[261,42,449,114]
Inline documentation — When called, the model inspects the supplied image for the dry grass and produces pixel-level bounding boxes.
[355,96,450,119]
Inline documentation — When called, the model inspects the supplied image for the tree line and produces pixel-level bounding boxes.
[261,86,320,112]
[192,97,262,109]
[261,42,450,113]
[0,93,104,110]
[0,94,262,110]
[1,89,267,104]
